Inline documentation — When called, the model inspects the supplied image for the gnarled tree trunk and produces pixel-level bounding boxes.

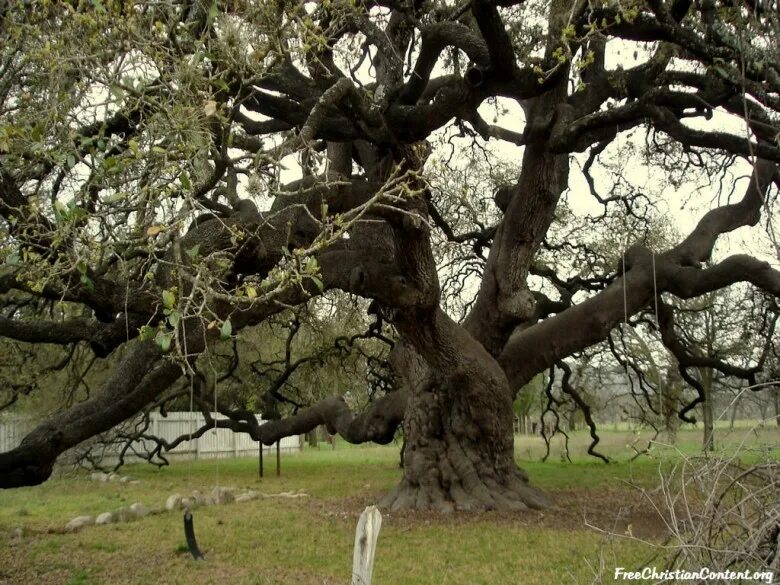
[381,311,552,512]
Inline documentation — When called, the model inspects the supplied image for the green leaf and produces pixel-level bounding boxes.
[180,173,191,191]
[168,310,181,328]
[66,154,76,169]
[213,78,230,92]
[185,244,200,260]
[220,318,232,340]
[162,289,176,309]
[310,276,324,292]
[80,274,94,291]
[208,1,219,22]
[139,325,155,341]
[155,331,172,352]
[104,191,126,203]
[109,84,125,100]
[75,259,88,274]
[0,129,10,152]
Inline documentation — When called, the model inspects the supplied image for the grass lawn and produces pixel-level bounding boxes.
[0,425,776,585]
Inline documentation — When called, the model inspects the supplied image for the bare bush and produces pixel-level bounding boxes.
[586,433,778,583]
[655,451,779,577]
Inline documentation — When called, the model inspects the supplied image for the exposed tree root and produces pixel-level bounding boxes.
[380,468,551,513]
[379,429,552,512]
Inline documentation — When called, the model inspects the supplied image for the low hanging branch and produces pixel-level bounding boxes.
[556,361,610,464]
[540,365,572,463]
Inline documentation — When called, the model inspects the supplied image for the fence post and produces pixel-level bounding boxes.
[351,506,382,585]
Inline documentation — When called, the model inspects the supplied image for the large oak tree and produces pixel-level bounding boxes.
[1,0,779,512]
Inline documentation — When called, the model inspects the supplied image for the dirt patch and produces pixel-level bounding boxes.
[542,486,670,539]
[308,485,670,540]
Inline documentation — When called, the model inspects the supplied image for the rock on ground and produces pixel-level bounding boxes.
[165,494,182,511]
[191,490,214,507]
[211,487,235,505]
[95,512,114,525]
[129,503,148,518]
[113,507,135,522]
[65,516,94,532]
[262,491,309,499]
[234,491,260,503]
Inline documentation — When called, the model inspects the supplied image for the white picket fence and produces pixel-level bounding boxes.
[0,415,36,455]
[0,412,301,463]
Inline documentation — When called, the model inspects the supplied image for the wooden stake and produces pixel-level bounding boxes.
[351,506,382,585]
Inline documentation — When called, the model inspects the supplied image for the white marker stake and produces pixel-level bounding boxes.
[351,506,382,585]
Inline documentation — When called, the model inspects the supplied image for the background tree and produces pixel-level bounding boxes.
[1,0,779,512]
[659,287,778,450]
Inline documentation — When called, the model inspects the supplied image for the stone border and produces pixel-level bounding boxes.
[89,472,139,485]
[59,488,309,533]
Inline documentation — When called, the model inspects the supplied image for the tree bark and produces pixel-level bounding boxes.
[306,429,319,448]
[701,368,715,451]
[380,310,552,512]
[729,394,739,430]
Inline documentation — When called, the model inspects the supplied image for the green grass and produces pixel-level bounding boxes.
[0,426,777,585]
[66,570,96,585]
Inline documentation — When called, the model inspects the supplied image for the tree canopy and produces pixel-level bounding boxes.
[1,0,779,510]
